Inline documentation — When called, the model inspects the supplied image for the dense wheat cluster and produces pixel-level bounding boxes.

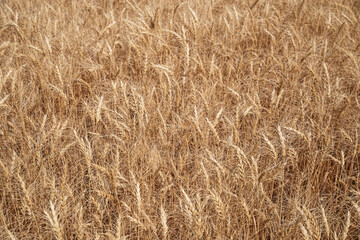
[1,0,360,239]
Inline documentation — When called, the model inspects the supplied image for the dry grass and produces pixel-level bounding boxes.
[0,0,360,239]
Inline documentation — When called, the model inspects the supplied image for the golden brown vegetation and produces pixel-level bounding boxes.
[0,0,360,239]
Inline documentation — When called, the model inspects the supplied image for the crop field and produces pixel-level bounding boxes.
[0,0,360,239]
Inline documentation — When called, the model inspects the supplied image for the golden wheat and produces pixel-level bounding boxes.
[0,0,360,239]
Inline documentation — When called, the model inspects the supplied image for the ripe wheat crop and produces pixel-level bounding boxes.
[0,0,360,239]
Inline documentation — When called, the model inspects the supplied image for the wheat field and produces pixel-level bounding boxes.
[0,0,360,239]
